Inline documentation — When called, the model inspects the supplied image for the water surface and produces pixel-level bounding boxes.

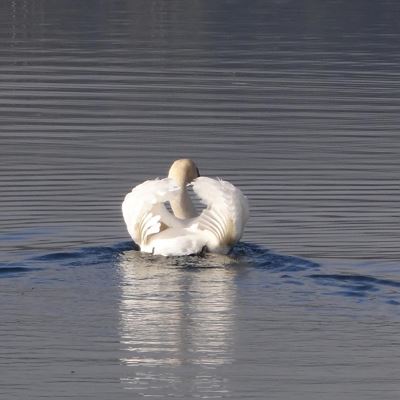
[1,1,400,399]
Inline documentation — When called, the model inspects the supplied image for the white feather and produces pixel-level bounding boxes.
[191,177,249,253]
[122,178,182,246]
[122,171,249,256]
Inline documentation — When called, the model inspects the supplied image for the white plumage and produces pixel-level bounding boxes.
[122,159,249,256]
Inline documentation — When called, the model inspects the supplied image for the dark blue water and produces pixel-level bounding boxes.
[1,0,400,398]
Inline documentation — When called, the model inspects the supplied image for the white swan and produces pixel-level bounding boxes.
[122,159,249,256]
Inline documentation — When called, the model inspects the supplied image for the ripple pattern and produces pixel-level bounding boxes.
[1,1,400,263]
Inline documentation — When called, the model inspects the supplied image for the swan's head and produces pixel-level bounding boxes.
[168,158,200,187]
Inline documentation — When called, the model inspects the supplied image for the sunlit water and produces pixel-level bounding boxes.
[1,1,400,399]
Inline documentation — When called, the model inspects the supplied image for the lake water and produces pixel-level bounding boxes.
[1,1,400,399]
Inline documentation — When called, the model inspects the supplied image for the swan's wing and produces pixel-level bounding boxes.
[191,177,249,250]
[122,178,183,247]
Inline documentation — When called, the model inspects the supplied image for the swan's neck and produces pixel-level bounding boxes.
[170,186,197,219]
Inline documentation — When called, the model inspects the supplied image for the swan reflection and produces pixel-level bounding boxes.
[118,250,239,395]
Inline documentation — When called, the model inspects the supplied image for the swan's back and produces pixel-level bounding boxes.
[122,172,248,256]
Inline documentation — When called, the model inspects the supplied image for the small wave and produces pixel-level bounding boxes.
[7,240,400,308]
[308,273,400,304]
[0,265,36,277]
[31,241,136,267]
[233,242,320,272]
[118,242,320,272]
[309,273,400,290]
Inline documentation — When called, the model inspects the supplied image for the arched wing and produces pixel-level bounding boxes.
[191,177,249,250]
[122,178,184,247]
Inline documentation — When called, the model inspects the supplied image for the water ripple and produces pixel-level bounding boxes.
[11,239,399,308]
